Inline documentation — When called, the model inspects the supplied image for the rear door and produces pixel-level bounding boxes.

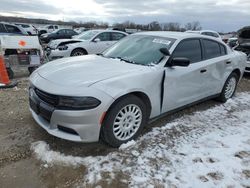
[162,38,210,112]
[57,29,66,39]
[201,39,231,95]
[111,32,126,43]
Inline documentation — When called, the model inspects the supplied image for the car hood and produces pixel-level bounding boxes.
[238,26,250,45]
[36,55,147,87]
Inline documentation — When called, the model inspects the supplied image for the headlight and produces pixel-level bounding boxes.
[58,45,68,51]
[58,96,101,110]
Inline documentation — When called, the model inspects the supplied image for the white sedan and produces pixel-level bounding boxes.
[29,32,246,147]
[47,30,128,60]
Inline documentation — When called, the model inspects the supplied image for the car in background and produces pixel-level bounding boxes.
[227,37,238,48]
[40,29,78,43]
[234,26,250,73]
[0,22,28,36]
[38,25,60,36]
[15,23,38,35]
[74,27,88,34]
[185,30,222,40]
[29,32,246,147]
[46,30,128,60]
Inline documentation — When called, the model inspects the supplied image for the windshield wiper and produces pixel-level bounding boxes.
[108,56,146,66]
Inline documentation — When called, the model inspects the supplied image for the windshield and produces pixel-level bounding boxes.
[103,35,175,65]
[75,30,100,40]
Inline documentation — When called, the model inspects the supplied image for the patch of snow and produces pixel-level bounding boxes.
[31,93,250,187]
[119,140,136,150]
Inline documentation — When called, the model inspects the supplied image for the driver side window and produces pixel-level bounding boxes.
[94,32,111,41]
[172,39,202,63]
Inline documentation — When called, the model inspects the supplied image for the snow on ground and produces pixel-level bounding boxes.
[31,93,250,187]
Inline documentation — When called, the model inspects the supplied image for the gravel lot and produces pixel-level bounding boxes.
[0,74,250,188]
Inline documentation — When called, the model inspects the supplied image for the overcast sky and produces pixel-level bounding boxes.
[1,0,250,32]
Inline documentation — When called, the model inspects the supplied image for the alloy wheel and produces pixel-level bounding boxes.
[113,104,142,141]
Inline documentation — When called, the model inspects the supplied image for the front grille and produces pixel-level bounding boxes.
[35,88,58,106]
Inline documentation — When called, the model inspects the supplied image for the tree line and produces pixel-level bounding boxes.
[0,15,202,31]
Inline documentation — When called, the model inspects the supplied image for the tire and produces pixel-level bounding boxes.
[71,49,87,56]
[28,67,37,75]
[101,95,148,147]
[217,72,239,102]
[7,68,14,79]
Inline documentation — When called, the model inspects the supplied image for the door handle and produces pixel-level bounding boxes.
[226,61,231,64]
[200,69,207,73]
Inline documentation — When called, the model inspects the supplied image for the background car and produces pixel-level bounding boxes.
[0,22,28,35]
[15,23,38,35]
[29,32,246,147]
[185,30,222,39]
[38,25,59,36]
[40,29,78,43]
[74,27,88,34]
[227,37,238,48]
[234,26,250,73]
[47,29,128,60]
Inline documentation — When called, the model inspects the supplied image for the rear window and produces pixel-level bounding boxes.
[203,39,221,59]
[111,32,126,41]
[220,44,227,55]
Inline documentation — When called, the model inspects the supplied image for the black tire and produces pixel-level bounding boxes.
[101,95,148,147]
[71,49,87,56]
[217,72,239,102]
[28,67,37,75]
[7,68,14,79]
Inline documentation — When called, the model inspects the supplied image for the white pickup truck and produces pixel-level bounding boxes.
[38,25,59,35]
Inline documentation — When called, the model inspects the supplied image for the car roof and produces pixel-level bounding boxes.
[89,29,128,35]
[186,30,219,34]
[134,31,221,41]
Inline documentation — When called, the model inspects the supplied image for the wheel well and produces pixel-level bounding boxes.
[70,48,88,56]
[108,92,152,118]
[232,69,241,80]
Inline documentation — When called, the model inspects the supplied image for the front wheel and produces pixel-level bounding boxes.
[217,72,238,102]
[71,49,87,56]
[101,95,147,147]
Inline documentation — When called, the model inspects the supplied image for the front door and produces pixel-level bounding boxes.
[162,39,209,113]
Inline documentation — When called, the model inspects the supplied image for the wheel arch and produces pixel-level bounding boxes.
[104,91,152,122]
[231,68,241,80]
[70,47,88,56]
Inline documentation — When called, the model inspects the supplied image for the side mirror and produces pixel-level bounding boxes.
[93,38,101,42]
[159,48,170,56]
[171,57,190,67]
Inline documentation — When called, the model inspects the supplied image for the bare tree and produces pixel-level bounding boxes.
[148,21,162,31]
[185,21,202,31]
[162,22,182,31]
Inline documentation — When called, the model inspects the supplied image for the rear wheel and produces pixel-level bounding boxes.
[7,68,14,79]
[217,72,238,102]
[71,49,87,56]
[101,95,147,147]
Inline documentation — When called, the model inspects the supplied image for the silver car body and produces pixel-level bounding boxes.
[47,30,128,60]
[29,32,247,142]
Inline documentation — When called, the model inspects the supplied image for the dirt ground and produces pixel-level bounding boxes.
[0,73,250,188]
